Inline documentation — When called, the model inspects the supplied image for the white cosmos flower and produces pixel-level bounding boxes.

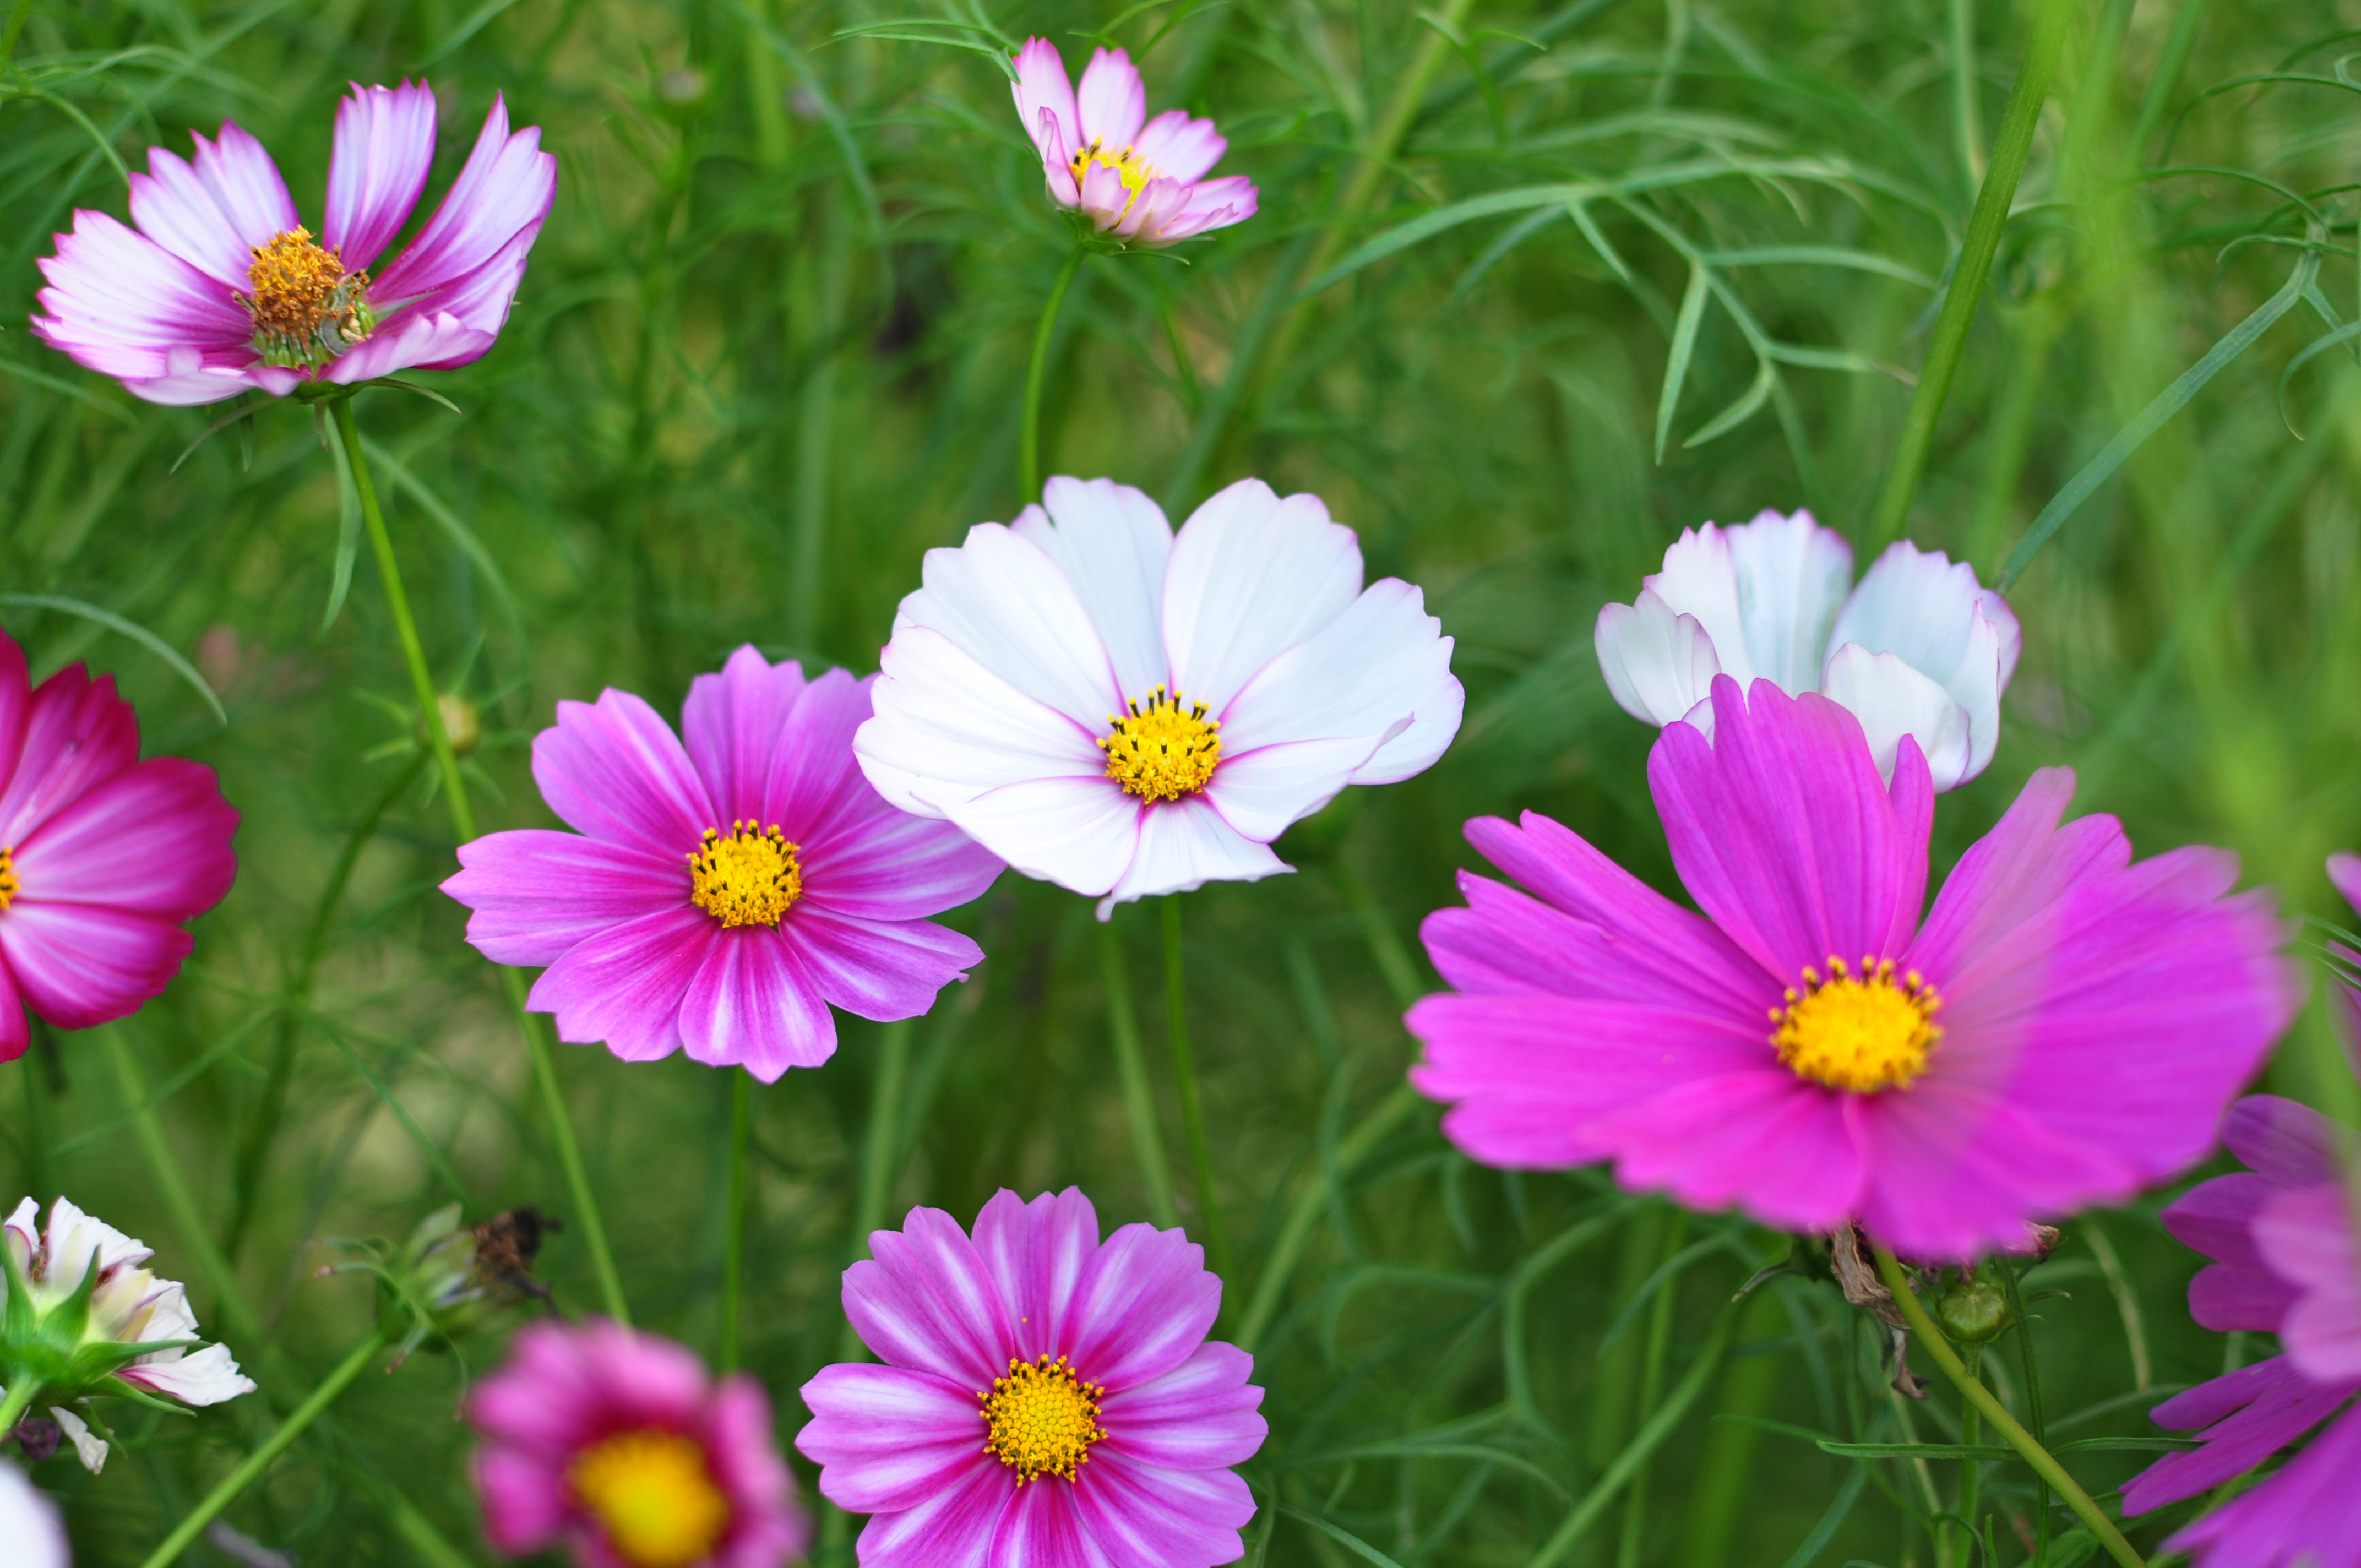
[855,476,1464,916]
[1593,509,2020,790]
[0,1461,68,1567]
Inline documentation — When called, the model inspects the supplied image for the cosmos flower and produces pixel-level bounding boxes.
[2,1197,256,1474]
[2123,1095,2361,1566]
[797,1188,1266,1568]
[32,80,554,405]
[1406,676,2298,1260]
[0,629,239,1062]
[0,1462,68,1568]
[854,476,1462,917]
[465,1319,807,1568]
[1010,39,1256,247]
[1595,510,2020,791]
[443,649,1001,1080]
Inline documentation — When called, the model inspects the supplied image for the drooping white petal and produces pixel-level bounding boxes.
[51,1405,108,1473]
[1012,477,1173,701]
[855,627,1105,819]
[1723,509,1853,693]
[1827,540,2014,786]
[1095,796,1287,918]
[1820,644,1971,790]
[121,1340,256,1407]
[895,524,1123,732]
[943,776,1143,899]
[1162,480,1362,715]
[1218,576,1461,786]
[1595,589,1722,727]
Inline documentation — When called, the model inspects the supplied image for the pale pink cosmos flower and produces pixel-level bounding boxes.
[465,1319,807,1568]
[798,1189,1266,1568]
[442,648,1002,1080]
[33,80,554,404]
[0,1461,68,1568]
[1011,40,1256,247]
[0,629,239,1062]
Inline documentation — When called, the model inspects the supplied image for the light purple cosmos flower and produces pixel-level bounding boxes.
[797,1189,1266,1568]
[0,629,240,1063]
[0,1461,67,1568]
[2124,1094,2361,1566]
[442,648,1000,1081]
[1596,511,2020,791]
[33,80,554,405]
[1406,676,2299,1261]
[465,1319,808,1568]
[1011,40,1256,247]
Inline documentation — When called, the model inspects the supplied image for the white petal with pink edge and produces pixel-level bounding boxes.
[945,775,1143,899]
[324,79,439,272]
[1819,644,1972,791]
[126,123,300,288]
[1162,480,1362,715]
[1096,796,1286,917]
[1012,477,1174,702]
[856,625,1106,819]
[897,522,1122,731]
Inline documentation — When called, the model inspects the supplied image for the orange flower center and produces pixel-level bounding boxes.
[568,1428,731,1568]
[688,821,802,928]
[1099,686,1221,803]
[238,227,375,368]
[0,845,16,912]
[1769,955,1942,1093]
[978,1353,1106,1484]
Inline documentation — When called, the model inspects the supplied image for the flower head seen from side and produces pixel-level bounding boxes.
[1011,39,1256,247]
[33,79,555,405]
[465,1319,807,1568]
[442,649,1002,1080]
[1594,509,2021,790]
[0,629,240,1063]
[797,1188,1266,1568]
[2123,1095,2361,1567]
[2,1196,257,1474]
[0,1461,68,1568]
[855,476,1463,917]
[1405,676,2299,1261]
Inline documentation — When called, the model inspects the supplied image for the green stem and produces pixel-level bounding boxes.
[136,1330,389,1568]
[1865,0,2076,550]
[332,396,629,1327]
[720,1068,753,1373]
[1873,1245,2145,1568]
[0,1376,42,1437]
[1947,0,1985,187]
[1019,247,1087,503]
[1100,917,1179,1230]
[0,0,34,66]
[105,1028,263,1348]
[1160,898,1228,1272]
[1619,1211,1689,1568]
[1957,1347,1983,1568]
[2001,1255,2051,1563]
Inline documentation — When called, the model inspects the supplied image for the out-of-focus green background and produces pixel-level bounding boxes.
[4,0,2358,1561]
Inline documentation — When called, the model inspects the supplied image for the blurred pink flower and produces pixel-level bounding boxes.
[798,1188,1266,1568]
[1407,675,2299,1260]
[0,629,238,1061]
[1011,39,1256,247]
[2124,1095,2361,1566]
[465,1319,807,1568]
[442,647,1000,1080]
[0,1461,67,1567]
[32,80,554,404]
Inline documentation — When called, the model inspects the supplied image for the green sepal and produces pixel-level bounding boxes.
[37,1245,105,1353]
[95,1376,196,1418]
[66,1335,200,1389]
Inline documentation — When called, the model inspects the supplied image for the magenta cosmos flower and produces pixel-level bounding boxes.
[797,1189,1266,1567]
[1406,676,2299,1260]
[465,1319,807,1568]
[32,80,553,405]
[1011,40,1256,247]
[0,629,238,1061]
[442,648,1000,1080]
[2123,1095,2361,1566]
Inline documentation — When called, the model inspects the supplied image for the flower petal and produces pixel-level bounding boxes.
[323,79,439,272]
[474,1447,567,1553]
[1069,1449,1254,1568]
[899,523,1123,733]
[1075,47,1146,149]
[2125,1355,2357,1513]
[850,1456,1009,1568]
[121,1339,254,1406]
[2222,1092,2347,1186]
[532,689,716,857]
[2162,1396,2361,1568]
[1012,38,1080,168]
[1162,480,1362,717]
[1827,541,2016,785]
[0,1458,68,1565]
[679,646,809,826]
[31,210,254,383]
[0,662,138,847]
[1203,735,1387,843]
[756,668,871,843]
[989,1474,1097,1568]
[1597,589,1723,727]
[857,625,1109,821]
[1013,477,1174,703]
[2257,1183,2361,1383]
[798,788,1003,922]
[13,758,236,919]
[0,964,28,1064]
[1819,644,1972,791]
[526,903,717,1064]
[1101,1342,1265,1471]
[443,830,687,966]
[370,94,556,309]
[1096,794,1285,914]
[945,776,1143,900]
[1064,1221,1219,1391]
[50,1406,108,1473]
[0,901,192,1028]
[796,1363,988,1513]
[320,307,497,383]
[971,1188,1100,1364]
[127,124,300,288]
[845,1206,1016,1386]
[781,903,983,1025]
[677,927,835,1080]
[1130,110,1227,184]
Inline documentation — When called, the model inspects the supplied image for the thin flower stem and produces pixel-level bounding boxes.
[135,1329,390,1568]
[331,396,630,1327]
[1019,246,1087,502]
[1864,0,2075,550]
[1872,1245,2146,1568]
[1161,897,1228,1271]
[1956,1348,1983,1568]
[1100,916,1180,1231]
[0,1376,42,1436]
[719,1067,753,1374]
[2001,1259,2053,1563]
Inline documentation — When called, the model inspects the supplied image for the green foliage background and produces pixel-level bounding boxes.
[4,0,2360,1561]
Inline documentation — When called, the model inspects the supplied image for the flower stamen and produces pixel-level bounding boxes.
[567,1428,731,1568]
[1100,686,1221,803]
[1069,139,1160,216]
[1770,954,1941,1093]
[688,821,803,928]
[978,1353,1106,1484]
[0,845,16,912]
[237,227,375,369]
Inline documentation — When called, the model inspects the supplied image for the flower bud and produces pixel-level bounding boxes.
[1934,1268,2011,1346]
[432,692,482,756]
[353,1205,557,1364]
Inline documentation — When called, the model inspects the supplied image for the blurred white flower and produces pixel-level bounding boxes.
[1593,510,2020,790]
[0,1461,68,1567]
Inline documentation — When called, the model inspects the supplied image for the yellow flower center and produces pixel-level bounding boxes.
[1770,955,1942,1093]
[0,845,15,912]
[238,227,374,369]
[1069,139,1160,213]
[978,1354,1107,1485]
[567,1428,732,1568]
[688,822,803,928]
[1100,686,1221,803]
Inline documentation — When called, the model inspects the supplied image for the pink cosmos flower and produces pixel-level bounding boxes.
[797,1188,1266,1567]
[1405,676,2299,1260]
[2123,1095,2361,1566]
[32,80,554,405]
[442,648,1000,1081]
[0,630,238,1061]
[465,1319,807,1568]
[1011,40,1257,247]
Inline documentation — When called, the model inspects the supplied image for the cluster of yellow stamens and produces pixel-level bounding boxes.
[978,1353,1107,1484]
[1100,686,1221,802]
[1769,955,1943,1094]
[237,227,375,368]
[0,845,16,913]
[687,821,803,928]
[1069,139,1160,215]
[567,1428,732,1568]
